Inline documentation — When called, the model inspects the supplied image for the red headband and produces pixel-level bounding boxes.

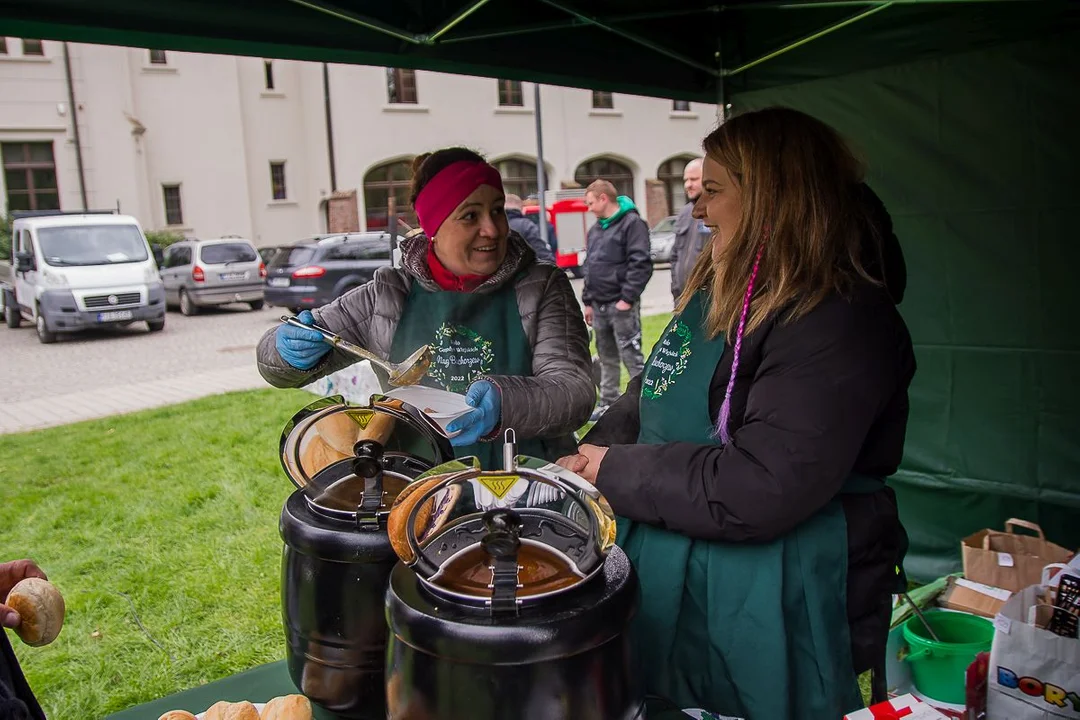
[414,160,504,237]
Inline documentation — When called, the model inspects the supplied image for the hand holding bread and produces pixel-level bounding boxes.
[0,560,65,647]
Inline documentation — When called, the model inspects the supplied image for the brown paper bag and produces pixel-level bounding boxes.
[961,518,1074,592]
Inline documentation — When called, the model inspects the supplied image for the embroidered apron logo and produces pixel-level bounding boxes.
[429,322,494,393]
[642,319,693,399]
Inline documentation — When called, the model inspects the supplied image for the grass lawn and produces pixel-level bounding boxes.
[3,314,675,717]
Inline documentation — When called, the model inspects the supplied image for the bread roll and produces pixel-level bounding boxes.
[261,694,312,720]
[6,577,65,646]
[157,711,197,720]
[204,701,260,720]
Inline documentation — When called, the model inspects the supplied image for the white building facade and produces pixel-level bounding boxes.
[0,39,718,246]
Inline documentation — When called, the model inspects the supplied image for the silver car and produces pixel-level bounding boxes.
[649,216,677,264]
[160,237,265,315]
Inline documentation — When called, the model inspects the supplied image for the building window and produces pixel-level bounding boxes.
[264,60,275,90]
[658,156,696,213]
[162,184,184,226]
[148,49,167,65]
[591,91,614,110]
[2,142,59,212]
[672,100,691,112]
[270,162,287,200]
[574,157,634,200]
[0,39,8,55]
[494,158,543,200]
[363,159,417,231]
[497,80,523,107]
[386,68,417,104]
[21,39,44,57]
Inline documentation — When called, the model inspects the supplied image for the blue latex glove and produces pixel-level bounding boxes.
[446,380,501,446]
[275,310,330,370]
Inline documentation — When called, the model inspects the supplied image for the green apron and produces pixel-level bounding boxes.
[390,281,546,468]
[621,292,865,719]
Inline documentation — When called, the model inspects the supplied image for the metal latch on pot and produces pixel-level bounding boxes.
[352,439,387,529]
[481,508,523,616]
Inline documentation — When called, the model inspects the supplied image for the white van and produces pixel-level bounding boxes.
[0,210,166,343]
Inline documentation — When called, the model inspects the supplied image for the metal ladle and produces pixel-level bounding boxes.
[280,315,432,386]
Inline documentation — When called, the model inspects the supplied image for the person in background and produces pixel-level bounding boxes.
[523,196,558,258]
[259,147,593,466]
[581,179,653,421]
[504,193,556,265]
[559,107,914,719]
[668,157,709,303]
[1,559,47,720]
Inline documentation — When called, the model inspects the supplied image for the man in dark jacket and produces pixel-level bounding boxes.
[582,179,653,419]
[505,194,555,265]
[669,158,709,302]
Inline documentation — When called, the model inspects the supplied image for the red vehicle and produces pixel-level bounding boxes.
[523,197,594,278]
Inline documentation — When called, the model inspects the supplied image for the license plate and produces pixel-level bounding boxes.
[220,272,247,281]
[268,277,290,288]
[97,310,133,323]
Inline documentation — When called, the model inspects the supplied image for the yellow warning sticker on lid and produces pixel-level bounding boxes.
[478,475,519,499]
[352,410,373,430]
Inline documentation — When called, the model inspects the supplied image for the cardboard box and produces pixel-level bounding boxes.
[939,576,1012,618]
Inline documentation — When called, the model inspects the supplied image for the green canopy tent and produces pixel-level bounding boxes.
[2,0,1077,580]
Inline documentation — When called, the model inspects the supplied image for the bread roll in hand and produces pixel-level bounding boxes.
[261,694,313,720]
[6,577,65,646]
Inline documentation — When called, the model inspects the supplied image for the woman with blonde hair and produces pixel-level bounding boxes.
[559,107,915,718]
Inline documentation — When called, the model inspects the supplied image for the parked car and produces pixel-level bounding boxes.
[0,210,166,343]
[264,232,394,313]
[649,215,677,264]
[159,237,265,315]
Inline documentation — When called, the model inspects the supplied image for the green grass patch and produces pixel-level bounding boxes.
[2,388,310,717]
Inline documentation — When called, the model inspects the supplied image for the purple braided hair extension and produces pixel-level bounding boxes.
[716,242,765,444]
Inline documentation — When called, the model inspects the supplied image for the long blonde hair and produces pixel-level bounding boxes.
[679,107,879,338]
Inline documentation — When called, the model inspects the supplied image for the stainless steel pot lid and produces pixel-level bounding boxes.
[279,394,454,524]
[386,431,617,614]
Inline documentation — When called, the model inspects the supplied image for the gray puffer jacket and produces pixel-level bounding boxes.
[257,232,594,448]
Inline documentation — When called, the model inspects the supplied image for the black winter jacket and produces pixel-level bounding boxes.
[1,632,44,720]
[506,209,556,265]
[585,189,914,672]
[582,209,653,306]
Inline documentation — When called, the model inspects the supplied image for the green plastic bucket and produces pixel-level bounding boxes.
[901,609,994,704]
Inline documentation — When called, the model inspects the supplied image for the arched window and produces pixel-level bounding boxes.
[494,158,545,200]
[574,157,634,200]
[363,159,416,231]
[657,155,697,215]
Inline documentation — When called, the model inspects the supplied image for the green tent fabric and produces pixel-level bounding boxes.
[0,1,1076,102]
[738,29,1080,580]
[1,0,1077,576]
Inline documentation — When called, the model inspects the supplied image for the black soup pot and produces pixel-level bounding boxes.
[278,395,452,719]
[383,432,644,720]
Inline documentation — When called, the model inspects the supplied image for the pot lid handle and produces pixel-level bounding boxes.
[481,509,523,616]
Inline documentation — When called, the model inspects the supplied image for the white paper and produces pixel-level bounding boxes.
[957,577,1014,602]
[994,613,1012,634]
[998,552,1015,567]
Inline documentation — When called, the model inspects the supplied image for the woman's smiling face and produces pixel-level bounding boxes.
[432,183,509,276]
[692,155,743,263]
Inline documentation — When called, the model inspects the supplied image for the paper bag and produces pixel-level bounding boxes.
[987,584,1080,719]
[940,576,1012,618]
[961,519,1074,593]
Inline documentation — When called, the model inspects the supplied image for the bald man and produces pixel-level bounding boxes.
[669,158,708,302]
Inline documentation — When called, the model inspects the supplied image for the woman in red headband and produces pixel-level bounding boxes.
[258,147,594,467]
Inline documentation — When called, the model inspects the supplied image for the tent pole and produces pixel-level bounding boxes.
[440,8,720,44]
[534,82,549,250]
[285,0,421,44]
[425,0,492,43]
[537,0,722,77]
[723,1,893,76]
